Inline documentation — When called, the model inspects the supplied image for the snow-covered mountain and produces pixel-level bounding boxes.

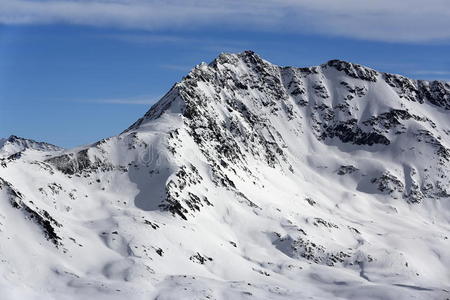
[0,135,63,159]
[1,51,449,300]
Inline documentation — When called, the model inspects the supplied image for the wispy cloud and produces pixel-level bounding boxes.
[102,34,194,44]
[102,33,249,51]
[410,70,450,76]
[75,95,158,105]
[2,0,450,43]
[407,70,450,81]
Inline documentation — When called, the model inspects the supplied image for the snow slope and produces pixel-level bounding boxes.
[0,51,449,300]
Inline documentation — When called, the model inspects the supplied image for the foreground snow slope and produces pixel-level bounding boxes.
[1,51,450,300]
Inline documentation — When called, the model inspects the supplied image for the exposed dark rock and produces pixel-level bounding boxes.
[337,165,359,175]
[190,252,213,264]
[323,119,390,146]
[46,149,113,175]
[326,60,378,82]
[274,235,351,266]
[371,172,405,196]
[0,177,62,246]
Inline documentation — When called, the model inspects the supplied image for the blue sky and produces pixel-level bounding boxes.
[1,0,450,148]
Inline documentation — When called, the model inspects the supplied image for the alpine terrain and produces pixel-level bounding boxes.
[1,51,450,300]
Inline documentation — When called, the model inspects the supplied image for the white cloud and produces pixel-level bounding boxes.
[1,0,450,43]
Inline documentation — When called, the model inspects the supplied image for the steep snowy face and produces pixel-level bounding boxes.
[130,50,450,207]
[0,135,63,158]
[1,51,450,300]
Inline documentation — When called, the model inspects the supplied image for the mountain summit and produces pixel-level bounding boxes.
[1,51,449,300]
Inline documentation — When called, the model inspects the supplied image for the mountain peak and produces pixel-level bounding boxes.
[209,50,266,69]
[322,59,379,82]
[213,52,379,81]
[7,135,20,141]
[127,51,450,137]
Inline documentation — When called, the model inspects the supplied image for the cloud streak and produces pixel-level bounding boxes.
[75,94,158,105]
[411,71,450,76]
[1,0,450,43]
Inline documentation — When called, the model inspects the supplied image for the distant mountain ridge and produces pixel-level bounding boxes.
[0,135,63,158]
[0,51,449,300]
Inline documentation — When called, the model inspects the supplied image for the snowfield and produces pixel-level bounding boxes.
[1,51,449,300]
